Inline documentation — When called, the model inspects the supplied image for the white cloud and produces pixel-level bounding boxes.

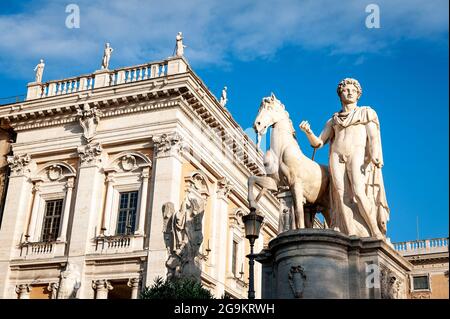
[0,0,447,81]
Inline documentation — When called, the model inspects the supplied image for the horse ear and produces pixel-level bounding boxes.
[270,92,275,100]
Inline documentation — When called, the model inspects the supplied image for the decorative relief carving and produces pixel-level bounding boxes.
[184,171,210,201]
[57,263,81,299]
[47,282,59,299]
[229,208,245,228]
[76,104,102,142]
[288,265,306,298]
[77,142,103,166]
[127,277,140,289]
[47,164,63,181]
[7,154,31,176]
[411,291,431,299]
[15,284,32,297]
[153,133,184,158]
[217,177,233,199]
[120,155,137,171]
[92,279,113,292]
[163,173,210,281]
[380,266,403,299]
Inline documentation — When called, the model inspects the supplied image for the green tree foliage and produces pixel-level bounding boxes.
[141,276,215,299]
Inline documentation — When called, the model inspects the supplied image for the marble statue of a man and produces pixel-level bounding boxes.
[299,78,389,239]
[101,43,113,69]
[175,32,186,57]
[34,59,45,82]
[220,86,228,107]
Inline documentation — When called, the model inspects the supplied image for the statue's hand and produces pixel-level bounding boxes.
[372,157,383,168]
[299,121,312,134]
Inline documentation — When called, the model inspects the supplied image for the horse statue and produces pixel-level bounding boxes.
[248,93,332,229]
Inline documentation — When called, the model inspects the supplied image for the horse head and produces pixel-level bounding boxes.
[254,93,286,147]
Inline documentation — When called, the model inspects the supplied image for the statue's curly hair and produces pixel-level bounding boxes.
[337,78,362,99]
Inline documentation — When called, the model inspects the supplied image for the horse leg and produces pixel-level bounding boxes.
[248,176,278,209]
[291,180,305,229]
[247,176,258,209]
[304,206,313,228]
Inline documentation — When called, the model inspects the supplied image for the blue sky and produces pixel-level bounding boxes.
[0,0,448,242]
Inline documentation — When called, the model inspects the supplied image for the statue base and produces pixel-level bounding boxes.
[255,229,412,299]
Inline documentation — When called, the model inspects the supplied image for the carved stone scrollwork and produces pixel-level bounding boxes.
[411,291,431,299]
[229,208,245,229]
[76,104,102,142]
[77,142,103,166]
[7,154,31,177]
[217,177,233,199]
[380,266,403,299]
[288,265,306,298]
[153,133,184,158]
[92,279,113,299]
[15,284,32,299]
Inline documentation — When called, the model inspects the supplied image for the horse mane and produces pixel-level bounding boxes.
[283,109,297,141]
[265,96,298,141]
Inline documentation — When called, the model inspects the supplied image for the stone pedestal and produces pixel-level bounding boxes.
[256,229,412,299]
[26,82,42,100]
[93,69,111,89]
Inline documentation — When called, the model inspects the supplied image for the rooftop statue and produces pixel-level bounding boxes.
[299,78,389,238]
[101,43,113,70]
[175,32,186,57]
[219,86,228,107]
[34,59,45,83]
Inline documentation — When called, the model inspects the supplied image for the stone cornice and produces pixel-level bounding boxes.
[1,67,268,196]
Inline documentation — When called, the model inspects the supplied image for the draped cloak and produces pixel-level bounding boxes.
[328,106,390,235]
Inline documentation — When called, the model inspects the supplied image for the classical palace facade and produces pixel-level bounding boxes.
[394,238,449,299]
[0,55,280,299]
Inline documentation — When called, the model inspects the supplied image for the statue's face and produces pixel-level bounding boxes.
[339,84,359,104]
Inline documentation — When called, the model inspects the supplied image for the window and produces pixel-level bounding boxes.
[116,191,139,235]
[41,199,63,242]
[413,275,430,290]
[231,240,238,276]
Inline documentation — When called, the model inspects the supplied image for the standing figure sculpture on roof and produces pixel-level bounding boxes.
[101,43,113,70]
[175,32,186,57]
[34,59,45,83]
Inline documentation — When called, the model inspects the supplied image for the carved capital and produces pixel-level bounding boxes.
[217,177,233,199]
[77,142,103,166]
[127,277,140,289]
[47,282,59,299]
[15,284,32,297]
[153,133,184,158]
[65,177,75,189]
[92,279,113,292]
[7,154,31,177]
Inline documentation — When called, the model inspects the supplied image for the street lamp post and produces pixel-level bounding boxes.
[242,207,264,300]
